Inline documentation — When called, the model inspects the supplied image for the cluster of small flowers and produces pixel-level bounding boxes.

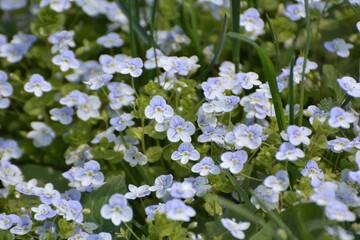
[63,160,105,192]
[0,70,13,109]
[0,32,36,63]
[0,139,112,239]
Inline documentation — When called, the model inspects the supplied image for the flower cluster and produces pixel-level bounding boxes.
[1,0,360,239]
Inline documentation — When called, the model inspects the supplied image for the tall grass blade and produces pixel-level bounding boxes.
[265,14,281,74]
[231,0,241,72]
[189,0,203,64]
[298,0,311,126]
[289,58,295,125]
[114,0,150,46]
[251,190,299,240]
[195,14,228,79]
[208,195,283,240]
[228,32,286,132]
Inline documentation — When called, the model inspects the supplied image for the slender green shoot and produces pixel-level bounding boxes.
[114,0,150,46]
[251,190,299,240]
[228,32,286,132]
[298,0,311,126]
[289,58,295,125]
[189,0,203,64]
[265,14,281,74]
[195,14,228,80]
[231,0,241,72]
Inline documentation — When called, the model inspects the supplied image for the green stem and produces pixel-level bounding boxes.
[231,0,241,72]
[298,0,311,126]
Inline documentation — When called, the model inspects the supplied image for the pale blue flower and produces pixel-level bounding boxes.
[327,137,353,153]
[197,126,224,144]
[10,214,32,235]
[171,142,200,164]
[283,4,305,21]
[281,125,311,146]
[50,106,74,125]
[59,90,86,107]
[31,204,56,221]
[15,179,37,195]
[52,50,80,72]
[34,183,61,204]
[145,95,174,123]
[48,30,75,53]
[184,177,211,197]
[328,107,357,129]
[145,204,165,220]
[97,32,124,48]
[27,122,55,147]
[110,113,135,131]
[100,193,133,226]
[337,76,360,98]
[167,115,195,142]
[225,124,265,150]
[83,73,113,90]
[250,185,279,211]
[169,181,196,199]
[0,139,22,161]
[118,57,143,77]
[149,174,173,198]
[275,142,305,161]
[0,70,13,97]
[236,71,261,90]
[61,189,81,201]
[324,38,353,58]
[264,170,289,193]
[191,157,220,176]
[24,74,52,97]
[221,218,250,239]
[220,150,248,174]
[165,199,196,222]
[0,213,19,230]
[301,160,324,186]
[125,184,151,199]
[87,232,112,240]
[75,95,101,121]
[325,200,356,222]
[74,160,104,187]
[310,181,337,206]
[123,146,147,167]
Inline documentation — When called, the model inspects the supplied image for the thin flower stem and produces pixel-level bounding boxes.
[123,221,140,240]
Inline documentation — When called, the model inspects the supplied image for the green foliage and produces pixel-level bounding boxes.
[82,175,128,232]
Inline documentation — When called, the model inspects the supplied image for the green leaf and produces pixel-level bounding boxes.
[114,0,150,46]
[228,32,286,132]
[250,203,325,240]
[230,0,241,72]
[146,146,163,163]
[126,127,143,140]
[195,14,228,80]
[20,164,68,192]
[58,218,77,239]
[82,175,128,233]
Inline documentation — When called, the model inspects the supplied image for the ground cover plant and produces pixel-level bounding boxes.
[1,0,360,239]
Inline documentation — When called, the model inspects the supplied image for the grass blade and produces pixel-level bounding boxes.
[114,0,150,46]
[231,0,241,72]
[265,14,281,74]
[250,190,299,240]
[289,58,295,125]
[195,14,228,79]
[208,195,284,240]
[298,0,311,126]
[228,32,286,132]
[189,0,203,64]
